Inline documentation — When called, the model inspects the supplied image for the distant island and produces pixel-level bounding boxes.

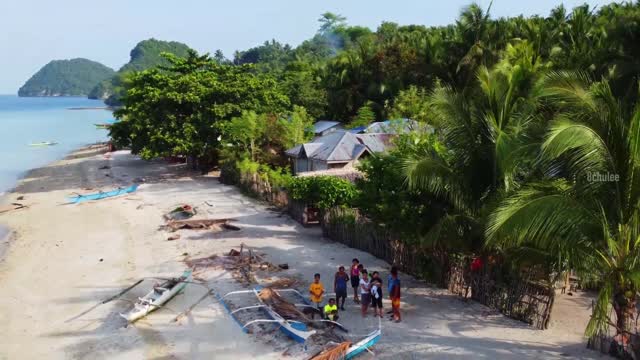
[18,39,192,104]
[18,59,114,97]
[88,39,192,105]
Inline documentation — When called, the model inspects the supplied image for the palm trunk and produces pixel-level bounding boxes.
[612,289,636,353]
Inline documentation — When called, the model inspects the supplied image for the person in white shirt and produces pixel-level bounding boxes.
[359,270,370,318]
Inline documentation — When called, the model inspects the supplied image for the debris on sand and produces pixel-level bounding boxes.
[0,203,27,215]
[167,234,181,241]
[16,196,24,201]
[184,245,281,284]
[164,204,196,221]
[162,218,235,232]
[278,263,289,270]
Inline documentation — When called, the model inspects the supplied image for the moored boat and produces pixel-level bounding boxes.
[29,141,58,146]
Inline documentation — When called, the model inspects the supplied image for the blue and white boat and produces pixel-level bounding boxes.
[67,184,139,204]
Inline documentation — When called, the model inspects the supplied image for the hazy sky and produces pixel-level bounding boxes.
[0,0,617,94]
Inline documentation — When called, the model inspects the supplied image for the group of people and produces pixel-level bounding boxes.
[308,258,402,324]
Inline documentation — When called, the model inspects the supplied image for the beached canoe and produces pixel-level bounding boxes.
[218,287,317,343]
[66,184,139,204]
[345,327,382,359]
[29,141,58,147]
[120,269,192,322]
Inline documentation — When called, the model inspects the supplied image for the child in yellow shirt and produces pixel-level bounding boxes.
[309,273,325,311]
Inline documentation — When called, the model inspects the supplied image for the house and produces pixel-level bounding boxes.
[365,118,421,134]
[312,120,343,136]
[286,131,395,174]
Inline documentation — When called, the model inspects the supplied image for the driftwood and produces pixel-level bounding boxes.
[310,342,352,360]
[0,203,26,214]
[163,218,235,232]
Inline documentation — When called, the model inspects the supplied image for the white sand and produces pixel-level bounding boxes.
[0,147,606,359]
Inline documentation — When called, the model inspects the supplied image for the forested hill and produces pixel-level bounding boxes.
[88,39,192,103]
[18,59,114,97]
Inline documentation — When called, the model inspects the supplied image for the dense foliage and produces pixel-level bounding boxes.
[88,39,193,104]
[18,58,114,97]
[288,176,358,209]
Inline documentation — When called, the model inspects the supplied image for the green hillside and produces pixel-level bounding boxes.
[18,59,114,97]
[89,39,192,104]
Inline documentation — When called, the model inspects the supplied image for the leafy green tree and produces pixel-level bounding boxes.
[348,101,376,128]
[110,50,289,165]
[223,111,267,161]
[386,85,431,123]
[277,105,314,149]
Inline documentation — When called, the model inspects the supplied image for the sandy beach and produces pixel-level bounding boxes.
[0,146,607,360]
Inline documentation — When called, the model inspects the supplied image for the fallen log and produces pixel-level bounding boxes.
[163,218,235,232]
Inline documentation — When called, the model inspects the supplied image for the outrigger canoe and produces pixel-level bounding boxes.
[29,141,58,147]
[345,325,382,359]
[67,184,139,204]
[218,287,317,343]
[120,269,192,322]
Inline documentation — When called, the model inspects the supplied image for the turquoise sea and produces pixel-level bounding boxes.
[0,95,111,194]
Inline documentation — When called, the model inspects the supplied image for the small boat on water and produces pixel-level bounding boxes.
[120,269,193,322]
[29,141,58,147]
[66,184,139,204]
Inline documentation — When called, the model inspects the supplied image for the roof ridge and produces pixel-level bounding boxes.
[324,131,353,161]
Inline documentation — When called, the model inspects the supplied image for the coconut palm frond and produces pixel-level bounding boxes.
[486,183,600,251]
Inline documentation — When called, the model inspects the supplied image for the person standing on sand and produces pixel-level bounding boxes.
[309,273,325,312]
[334,266,349,311]
[390,268,402,322]
[387,266,397,315]
[359,270,371,318]
[350,258,360,303]
[370,271,384,318]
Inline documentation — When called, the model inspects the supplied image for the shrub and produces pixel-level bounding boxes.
[288,176,358,209]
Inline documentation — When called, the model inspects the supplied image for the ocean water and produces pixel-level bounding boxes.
[0,95,111,193]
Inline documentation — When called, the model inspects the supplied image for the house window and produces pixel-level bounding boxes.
[329,163,345,169]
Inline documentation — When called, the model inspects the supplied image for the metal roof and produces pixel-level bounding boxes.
[312,120,342,134]
[355,133,395,153]
[286,131,396,162]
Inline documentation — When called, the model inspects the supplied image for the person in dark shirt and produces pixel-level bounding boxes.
[370,271,383,317]
[334,266,349,311]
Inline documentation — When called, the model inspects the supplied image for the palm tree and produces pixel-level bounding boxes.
[403,40,545,249]
[486,72,640,339]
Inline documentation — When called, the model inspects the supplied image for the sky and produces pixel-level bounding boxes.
[0,0,618,94]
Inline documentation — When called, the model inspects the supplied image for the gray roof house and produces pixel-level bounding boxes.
[312,120,343,136]
[286,131,394,175]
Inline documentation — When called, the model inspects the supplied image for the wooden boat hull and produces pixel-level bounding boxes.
[120,269,192,322]
[67,184,139,204]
